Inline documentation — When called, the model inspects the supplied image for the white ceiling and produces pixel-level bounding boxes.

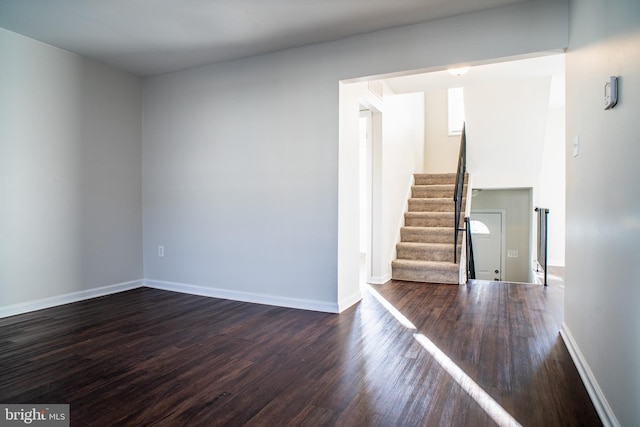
[0,0,527,76]
[384,54,566,107]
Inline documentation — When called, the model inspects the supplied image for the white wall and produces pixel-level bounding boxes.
[381,92,425,280]
[464,75,565,272]
[142,0,569,312]
[339,83,423,291]
[424,90,460,173]
[465,77,551,188]
[423,65,566,268]
[565,1,640,425]
[143,52,342,311]
[338,82,372,308]
[0,28,143,309]
[537,105,566,266]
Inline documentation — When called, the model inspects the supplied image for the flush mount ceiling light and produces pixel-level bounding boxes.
[447,66,471,76]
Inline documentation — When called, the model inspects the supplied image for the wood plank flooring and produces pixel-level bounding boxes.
[0,281,601,426]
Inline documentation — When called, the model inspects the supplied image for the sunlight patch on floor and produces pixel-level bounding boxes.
[364,284,416,330]
[364,284,522,427]
[413,333,522,427]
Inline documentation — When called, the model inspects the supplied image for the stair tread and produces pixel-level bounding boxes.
[397,242,457,248]
[405,212,454,216]
[400,226,457,244]
[409,198,453,202]
[412,184,455,189]
[392,259,459,269]
[401,226,455,231]
[408,198,460,213]
[413,173,468,185]
[414,173,457,178]
[394,173,468,284]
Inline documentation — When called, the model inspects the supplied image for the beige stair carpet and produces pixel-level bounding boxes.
[391,173,467,284]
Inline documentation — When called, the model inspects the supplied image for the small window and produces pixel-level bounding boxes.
[448,87,465,136]
[470,220,490,235]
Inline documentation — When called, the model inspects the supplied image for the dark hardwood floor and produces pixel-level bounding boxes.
[0,280,601,426]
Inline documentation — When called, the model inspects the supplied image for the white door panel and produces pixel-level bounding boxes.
[470,212,503,281]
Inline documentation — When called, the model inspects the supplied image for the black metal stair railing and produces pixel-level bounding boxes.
[535,207,550,286]
[465,216,476,281]
[453,125,466,264]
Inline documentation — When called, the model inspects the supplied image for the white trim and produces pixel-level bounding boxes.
[144,279,340,313]
[560,322,620,427]
[368,273,391,285]
[360,108,375,286]
[0,278,349,318]
[465,174,474,218]
[0,280,144,319]
[337,290,362,313]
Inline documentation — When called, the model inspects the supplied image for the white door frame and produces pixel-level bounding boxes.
[358,104,384,284]
[359,109,373,283]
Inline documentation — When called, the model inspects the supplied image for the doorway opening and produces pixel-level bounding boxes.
[338,53,566,310]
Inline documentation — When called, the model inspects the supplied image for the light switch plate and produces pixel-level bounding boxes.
[604,76,618,109]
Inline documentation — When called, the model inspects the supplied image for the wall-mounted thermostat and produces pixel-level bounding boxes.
[604,76,618,110]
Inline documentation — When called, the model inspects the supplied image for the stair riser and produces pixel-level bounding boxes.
[404,215,459,228]
[414,178,456,186]
[396,246,456,262]
[414,174,468,186]
[414,175,456,185]
[391,263,459,284]
[412,188,454,198]
[392,173,468,285]
[400,229,455,244]
[408,199,464,213]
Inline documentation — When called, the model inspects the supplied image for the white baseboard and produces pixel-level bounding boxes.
[560,322,620,427]
[0,278,353,319]
[0,280,144,319]
[338,290,362,313]
[144,279,340,313]
[369,273,391,285]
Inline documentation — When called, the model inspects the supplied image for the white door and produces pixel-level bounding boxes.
[470,212,503,281]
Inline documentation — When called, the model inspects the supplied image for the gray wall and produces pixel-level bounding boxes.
[0,0,568,314]
[565,0,640,425]
[2,0,637,422]
[141,0,569,310]
[471,189,533,283]
[0,28,143,307]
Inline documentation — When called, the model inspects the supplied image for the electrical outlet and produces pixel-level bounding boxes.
[158,245,164,257]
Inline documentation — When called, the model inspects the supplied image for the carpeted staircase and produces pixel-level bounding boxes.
[391,173,467,284]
